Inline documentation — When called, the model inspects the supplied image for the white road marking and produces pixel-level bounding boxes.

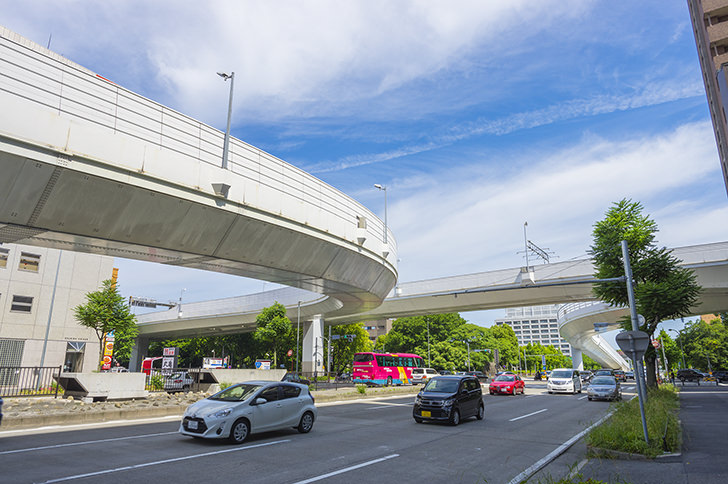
[364,402,411,407]
[0,431,178,455]
[38,440,290,483]
[506,410,616,484]
[509,408,547,421]
[0,414,182,437]
[317,394,416,407]
[292,454,399,484]
[578,396,588,400]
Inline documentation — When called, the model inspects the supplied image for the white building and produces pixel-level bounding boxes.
[494,305,572,356]
[0,243,114,371]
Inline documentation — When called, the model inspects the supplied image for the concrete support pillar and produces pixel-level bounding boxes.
[571,347,584,371]
[129,337,150,372]
[301,315,324,374]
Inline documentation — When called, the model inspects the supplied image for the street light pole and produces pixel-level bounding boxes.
[177,288,186,318]
[466,341,471,371]
[296,301,301,374]
[669,327,686,369]
[427,320,430,367]
[217,71,235,169]
[374,184,388,245]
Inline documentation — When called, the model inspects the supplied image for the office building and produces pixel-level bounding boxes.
[0,243,114,372]
[688,0,728,196]
[494,304,572,355]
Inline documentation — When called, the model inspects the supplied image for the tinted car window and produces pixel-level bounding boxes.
[423,378,460,393]
[353,354,374,362]
[495,375,515,382]
[550,370,573,379]
[281,385,301,399]
[258,386,279,403]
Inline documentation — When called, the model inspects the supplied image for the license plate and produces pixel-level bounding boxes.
[421,410,431,418]
[188,420,198,430]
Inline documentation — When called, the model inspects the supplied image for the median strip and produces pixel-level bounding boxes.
[509,408,547,421]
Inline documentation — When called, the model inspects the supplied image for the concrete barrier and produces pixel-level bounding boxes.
[196,369,287,393]
[55,372,148,401]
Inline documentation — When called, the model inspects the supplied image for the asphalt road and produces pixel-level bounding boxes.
[0,383,636,484]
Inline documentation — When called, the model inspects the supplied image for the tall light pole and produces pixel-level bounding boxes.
[669,327,686,369]
[523,221,529,271]
[427,319,430,367]
[296,301,301,374]
[374,184,387,245]
[217,71,234,170]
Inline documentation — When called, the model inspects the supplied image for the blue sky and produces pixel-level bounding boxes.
[3,1,726,331]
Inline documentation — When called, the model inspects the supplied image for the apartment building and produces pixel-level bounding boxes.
[494,304,572,355]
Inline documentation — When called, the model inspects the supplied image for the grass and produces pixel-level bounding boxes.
[355,384,367,395]
[586,384,680,458]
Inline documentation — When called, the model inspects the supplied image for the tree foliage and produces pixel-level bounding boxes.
[519,342,571,371]
[589,200,701,386]
[326,323,373,374]
[253,302,293,367]
[678,317,728,371]
[374,313,520,372]
[74,279,138,370]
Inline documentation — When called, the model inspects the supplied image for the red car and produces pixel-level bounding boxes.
[489,374,525,395]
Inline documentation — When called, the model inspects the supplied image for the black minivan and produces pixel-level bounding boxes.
[413,375,484,425]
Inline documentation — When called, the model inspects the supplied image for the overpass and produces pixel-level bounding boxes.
[136,241,728,370]
[0,26,395,372]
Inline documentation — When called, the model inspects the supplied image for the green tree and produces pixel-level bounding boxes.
[589,199,701,387]
[520,342,570,372]
[582,354,602,370]
[74,279,138,370]
[326,323,373,374]
[253,302,292,368]
[681,317,728,372]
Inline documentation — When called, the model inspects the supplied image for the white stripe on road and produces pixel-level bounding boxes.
[0,431,178,455]
[292,454,399,484]
[506,410,616,484]
[0,414,183,437]
[39,440,290,483]
[509,408,547,421]
[578,396,588,400]
[364,402,411,409]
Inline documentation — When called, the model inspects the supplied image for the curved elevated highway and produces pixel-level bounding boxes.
[0,27,395,371]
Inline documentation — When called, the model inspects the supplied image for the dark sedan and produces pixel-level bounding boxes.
[464,370,489,382]
[413,375,484,425]
[281,372,311,385]
[587,376,621,401]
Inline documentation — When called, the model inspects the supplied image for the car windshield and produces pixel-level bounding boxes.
[412,369,424,374]
[209,384,262,402]
[591,376,616,385]
[594,370,611,375]
[423,378,460,393]
[550,370,573,379]
[495,375,515,382]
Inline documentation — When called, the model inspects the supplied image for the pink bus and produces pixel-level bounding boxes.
[352,352,424,386]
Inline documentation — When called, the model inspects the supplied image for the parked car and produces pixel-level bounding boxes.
[413,375,484,425]
[165,371,194,392]
[465,370,489,382]
[677,369,704,383]
[625,371,635,380]
[547,368,582,394]
[489,374,525,395]
[593,369,614,377]
[180,381,317,443]
[335,372,351,382]
[587,376,621,401]
[439,370,453,375]
[411,368,440,384]
[281,372,311,385]
[712,370,728,382]
[613,370,626,382]
[580,370,593,383]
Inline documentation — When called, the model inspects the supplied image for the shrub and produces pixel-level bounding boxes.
[587,384,680,457]
[148,374,164,391]
[356,384,367,395]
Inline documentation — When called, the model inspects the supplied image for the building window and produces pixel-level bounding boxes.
[18,252,41,272]
[0,247,8,268]
[11,295,33,313]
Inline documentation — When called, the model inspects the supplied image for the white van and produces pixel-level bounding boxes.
[547,368,582,394]
[411,368,440,384]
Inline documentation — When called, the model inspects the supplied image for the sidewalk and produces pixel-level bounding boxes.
[534,383,728,483]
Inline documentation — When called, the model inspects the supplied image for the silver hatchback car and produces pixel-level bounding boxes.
[179,381,317,444]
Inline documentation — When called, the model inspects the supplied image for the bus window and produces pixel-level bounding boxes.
[376,355,385,366]
[353,353,373,363]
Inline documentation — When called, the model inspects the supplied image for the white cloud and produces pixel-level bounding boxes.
[390,121,725,281]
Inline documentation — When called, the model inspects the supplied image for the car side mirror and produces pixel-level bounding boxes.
[252,398,267,406]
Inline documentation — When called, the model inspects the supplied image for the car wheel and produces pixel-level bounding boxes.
[548,391,553,394]
[588,397,592,401]
[578,386,582,394]
[414,417,424,424]
[228,418,250,444]
[297,411,314,433]
[476,403,484,420]
[386,376,393,387]
[450,408,461,426]
[182,385,190,392]
[680,377,685,383]
[489,391,494,395]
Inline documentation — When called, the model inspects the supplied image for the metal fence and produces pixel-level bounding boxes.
[145,368,204,393]
[0,366,62,398]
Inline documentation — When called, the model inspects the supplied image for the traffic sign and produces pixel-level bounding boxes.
[651,340,660,349]
[615,331,650,360]
[287,349,293,356]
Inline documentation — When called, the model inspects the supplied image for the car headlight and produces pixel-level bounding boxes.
[208,407,233,418]
[442,399,455,407]
[414,395,422,404]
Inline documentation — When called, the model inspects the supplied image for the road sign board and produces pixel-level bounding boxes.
[615,330,650,360]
